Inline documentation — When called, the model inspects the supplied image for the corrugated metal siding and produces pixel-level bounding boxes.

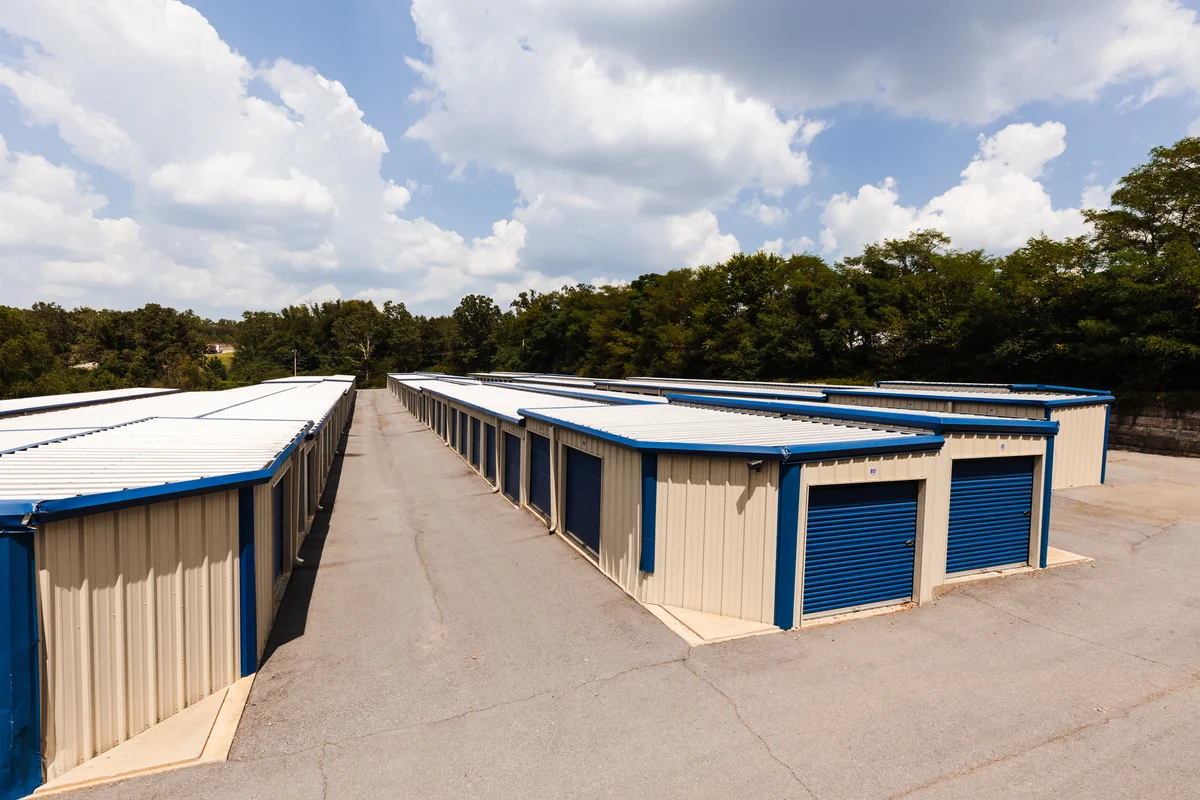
[553,429,642,596]
[643,455,779,625]
[1051,404,1108,488]
[949,400,1044,420]
[830,394,954,413]
[36,491,240,780]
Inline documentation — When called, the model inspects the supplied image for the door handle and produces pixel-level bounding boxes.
[905,539,915,547]
[1023,510,1031,517]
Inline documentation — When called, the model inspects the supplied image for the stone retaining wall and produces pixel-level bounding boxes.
[1110,407,1200,457]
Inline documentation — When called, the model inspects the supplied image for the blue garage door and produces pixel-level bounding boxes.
[1,532,40,800]
[528,433,551,516]
[273,480,284,580]
[485,425,497,483]
[803,481,918,615]
[503,433,521,501]
[458,412,467,456]
[450,409,457,448]
[565,448,602,556]
[470,418,481,468]
[947,457,1035,573]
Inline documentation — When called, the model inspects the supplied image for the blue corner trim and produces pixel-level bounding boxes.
[1100,404,1111,484]
[1011,383,1111,395]
[640,454,657,573]
[6,425,310,526]
[237,487,258,678]
[823,387,1114,409]
[1040,408,1056,568]
[666,394,1060,436]
[774,463,802,630]
[0,530,42,800]
[516,409,945,461]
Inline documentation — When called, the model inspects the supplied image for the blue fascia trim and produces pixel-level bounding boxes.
[823,388,1114,409]
[774,462,801,629]
[503,383,664,406]
[666,394,1059,436]
[1100,404,1111,484]
[596,382,826,402]
[517,409,945,461]
[0,388,180,421]
[9,425,310,526]
[237,487,258,677]
[1040,408,1056,568]
[640,454,657,573]
[420,387,522,424]
[1011,383,1111,396]
[0,531,42,799]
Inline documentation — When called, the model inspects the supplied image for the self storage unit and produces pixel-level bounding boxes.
[595,378,827,402]
[668,393,1060,576]
[822,386,1113,489]
[0,378,354,798]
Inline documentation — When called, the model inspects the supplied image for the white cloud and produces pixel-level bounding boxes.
[742,195,789,226]
[0,0,526,313]
[1188,116,1200,136]
[406,0,816,280]
[558,0,1200,125]
[760,236,814,257]
[820,122,1091,256]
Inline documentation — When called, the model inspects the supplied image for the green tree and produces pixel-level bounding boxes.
[449,294,502,373]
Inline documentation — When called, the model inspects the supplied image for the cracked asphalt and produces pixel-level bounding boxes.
[77,390,1200,799]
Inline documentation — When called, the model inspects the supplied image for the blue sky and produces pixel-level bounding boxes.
[1,0,1199,318]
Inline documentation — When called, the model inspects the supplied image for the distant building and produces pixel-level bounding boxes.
[69,361,99,370]
[206,343,236,354]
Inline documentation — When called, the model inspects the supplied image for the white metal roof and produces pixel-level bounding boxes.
[0,387,178,419]
[511,375,599,388]
[0,417,305,501]
[824,387,1086,403]
[204,380,352,429]
[604,378,829,397]
[421,381,601,422]
[625,377,840,391]
[0,428,98,454]
[521,403,926,451]
[506,382,667,405]
[264,374,357,384]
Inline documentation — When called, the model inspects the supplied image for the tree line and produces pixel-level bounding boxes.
[2,136,1197,400]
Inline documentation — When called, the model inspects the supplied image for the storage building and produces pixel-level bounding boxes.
[0,378,354,798]
[822,386,1113,489]
[0,388,180,421]
[595,378,827,401]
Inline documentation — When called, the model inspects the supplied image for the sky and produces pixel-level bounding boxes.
[1,0,1200,319]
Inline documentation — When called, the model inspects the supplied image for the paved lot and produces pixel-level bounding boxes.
[79,390,1200,799]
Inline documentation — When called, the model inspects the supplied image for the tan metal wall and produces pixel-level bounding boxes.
[948,400,1044,420]
[36,490,241,780]
[1050,404,1108,488]
[829,394,953,413]
[644,455,780,625]
[551,428,643,596]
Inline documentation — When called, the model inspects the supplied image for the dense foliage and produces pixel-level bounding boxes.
[3,137,1198,398]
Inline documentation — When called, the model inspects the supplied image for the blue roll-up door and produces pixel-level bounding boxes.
[450,409,457,448]
[458,412,467,456]
[273,480,284,580]
[470,418,481,468]
[1,532,40,800]
[565,447,603,556]
[485,425,497,483]
[503,433,521,501]
[947,457,1035,573]
[528,433,551,516]
[803,481,918,616]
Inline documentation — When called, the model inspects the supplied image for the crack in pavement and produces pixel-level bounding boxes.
[682,653,819,799]
[237,656,689,766]
[888,674,1200,798]
[961,591,1197,678]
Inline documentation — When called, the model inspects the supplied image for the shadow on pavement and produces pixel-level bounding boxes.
[260,401,355,666]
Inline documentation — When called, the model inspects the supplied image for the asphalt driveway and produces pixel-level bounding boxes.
[75,390,1200,799]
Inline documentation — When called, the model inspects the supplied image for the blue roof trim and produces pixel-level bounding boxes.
[823,388,1114,408]
[1,424,310,527]
[0,388,180,420]
[518,408,945,461]
[666,394,1060,436]
[502,383,663,406]
[595,381,827,401]
[1010,383,1112,395]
